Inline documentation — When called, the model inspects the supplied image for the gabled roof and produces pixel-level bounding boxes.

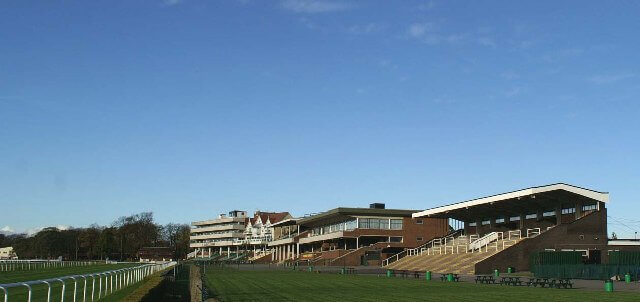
[248,212,291,225]
[412,183,609,219]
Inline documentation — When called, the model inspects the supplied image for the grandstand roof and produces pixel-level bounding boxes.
[270,218,299,227]
[298,207,418,226]
[412,183,609,221]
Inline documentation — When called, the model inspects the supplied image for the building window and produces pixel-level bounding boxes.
[390,236,403,243]
[469,222,477,227]
[345,220,357,230]
[417,237,424,241]
[525,214,537,219]
[562,208,576,215]
[390,219,403,230]
[495,218,505,224]
[481,220,490,225]
[416,219,423,224]
[583,204,597,211]
[358,218,370,229]
[380,219,390,229]
[542,211,556,217]
[510,216,520,221]
[369,219,381,229]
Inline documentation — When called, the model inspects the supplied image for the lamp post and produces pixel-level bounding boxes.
[635,232,637,240]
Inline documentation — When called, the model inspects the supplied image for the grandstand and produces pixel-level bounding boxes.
[384,183,614,274]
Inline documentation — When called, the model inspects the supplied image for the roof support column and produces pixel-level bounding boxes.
[476,220,482,236]
[519,214,525,231]
[555,207,562,225]
[575,202,583,220]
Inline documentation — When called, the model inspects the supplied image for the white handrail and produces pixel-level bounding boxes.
[468,232,502,251]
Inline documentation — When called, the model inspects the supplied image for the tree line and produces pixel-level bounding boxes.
[0,212,191,261]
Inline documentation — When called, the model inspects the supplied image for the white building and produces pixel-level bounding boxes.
[189,210,248,258]
[0,247,17,259]
[189,210,291,259]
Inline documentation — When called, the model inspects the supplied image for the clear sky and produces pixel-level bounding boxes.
[1,0,639,237]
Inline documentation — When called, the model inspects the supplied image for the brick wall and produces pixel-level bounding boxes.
[475,209,608,274]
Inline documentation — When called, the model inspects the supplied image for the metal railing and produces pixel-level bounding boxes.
[0,260,103,272]
[0,261,176,302]
[381,230,461,266]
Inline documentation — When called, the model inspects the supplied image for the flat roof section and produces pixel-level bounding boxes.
[412,183,609,221]
[297,207,418,227]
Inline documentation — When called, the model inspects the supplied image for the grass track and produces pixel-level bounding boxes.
[204,269,640,302]
[0,263,141,302]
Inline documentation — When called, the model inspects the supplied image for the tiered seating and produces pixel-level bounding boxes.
[386,231,529,275]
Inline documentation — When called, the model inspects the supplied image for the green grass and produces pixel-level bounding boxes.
[204,268,640,302]
[0,263,142,302]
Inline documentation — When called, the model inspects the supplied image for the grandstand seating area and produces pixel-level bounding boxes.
[385,228,543,275]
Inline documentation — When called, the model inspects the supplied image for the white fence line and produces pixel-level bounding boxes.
[0,260,105,272]
[0,261,176,302]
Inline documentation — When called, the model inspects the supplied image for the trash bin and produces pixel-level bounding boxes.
[341,268,346,275]
[625,273,631,283]
[604,279,614,292]
[494,269,500,277]
[387,269,393,277]
[426,271,432,281]
[507,267,514,274]
[308,266,313,272]
[447,273,454,282]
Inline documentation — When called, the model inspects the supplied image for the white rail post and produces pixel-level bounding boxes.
[23,283,32,302]
[0,285,7,302]
[81,275,87,302]
[98,273,102,299]
[42,281,51,302]
[56,278,66,302]
[70,277,77,302]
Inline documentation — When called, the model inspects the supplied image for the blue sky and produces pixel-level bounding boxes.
[1,0,639,237]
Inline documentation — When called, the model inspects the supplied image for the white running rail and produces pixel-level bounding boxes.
[0,261,176,302]
[0,260,103,272]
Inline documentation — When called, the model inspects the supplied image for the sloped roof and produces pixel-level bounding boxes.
[412,183,609,219]
[248,212,291,225]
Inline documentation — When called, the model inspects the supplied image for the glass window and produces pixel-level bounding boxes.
[359,218,370,229]
[543,211,556,217]
[380,219,390,229]
[481,220,490,225]
[345,220,356,230]
[510,216,520,221]
[370,219,380,229]
[562,208,576,214]
[495,218,505,224]
[390,236,403,243]
[468,222,477,227]
[525,214,537,219]
[390,219,403,230]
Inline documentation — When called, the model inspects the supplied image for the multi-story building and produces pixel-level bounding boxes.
[243,211,291,259]
[189,210,291,259]
[190,210,248,258]
[269,203,450,266]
